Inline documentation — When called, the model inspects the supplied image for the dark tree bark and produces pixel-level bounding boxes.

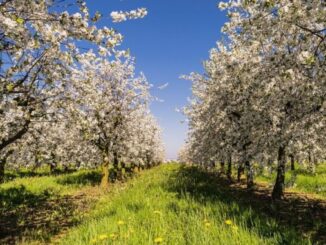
[49,152,57,173]
[211,160,216,169]
[227,155,232,180]
[289,154,295,171]
[50,163,55,173]
[267,158,273,175]
[63,165,69,172]
[308,151,315,174]
[237,164,244,182]
[220,160,225,174]
[0,159,5,184]
[120,162,126,181]
[0,150,14,183]
[0,120,31,152]
[272,146,286,199]
[246,161,254,188]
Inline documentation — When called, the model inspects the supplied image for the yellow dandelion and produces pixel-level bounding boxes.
[231,225,238,231]
[154,237,164,244]
[117,220,125,225]
[204,222,211,227]
[225,219,233,225]
[98,234,108,240]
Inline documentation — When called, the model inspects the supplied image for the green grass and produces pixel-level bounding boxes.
[58,164,314,245]
[1,169,101,196]
[0,169,102,244]
[255,164,326,198]
[1,164,324,244]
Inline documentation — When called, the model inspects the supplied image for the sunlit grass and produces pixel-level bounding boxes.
[1,164,322,244]
[255,163,326,198]
[1,169,101,196]
[59,164,312,245]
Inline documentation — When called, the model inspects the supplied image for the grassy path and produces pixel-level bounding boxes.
[1,164,325,244]
[57,164,325,245]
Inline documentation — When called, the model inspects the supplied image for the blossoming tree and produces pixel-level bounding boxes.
[183,0,325,199]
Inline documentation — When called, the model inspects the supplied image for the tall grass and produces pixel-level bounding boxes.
[59,164,312,245]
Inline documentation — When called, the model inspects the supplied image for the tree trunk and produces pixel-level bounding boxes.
[120,162,126,181]
[0,120,31,152]
[49,152,57,173]
[0,159,5,184]
[308,152,315,174]
[272,146,286,199]
[32,156,41,172]
[63,165,69,172]
[237,164,244,182]
[220,160,225,174]
[227,155,232,180]
[101,162,110,188]
[50,163,56,173]
[0,150,14,183]
[289,154,295,171]
[246,161,254,188]
[267,158,273,175]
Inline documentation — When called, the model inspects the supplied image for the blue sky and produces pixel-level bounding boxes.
[85,0,227,159]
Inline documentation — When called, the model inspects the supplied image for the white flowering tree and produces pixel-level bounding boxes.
[183,0,325,199]
[0,0,162,184]
[69,52,163,187]
[7,114,100,173]
[0,0,115,181]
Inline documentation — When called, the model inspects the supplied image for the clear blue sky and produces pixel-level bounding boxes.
[85,0,227,159]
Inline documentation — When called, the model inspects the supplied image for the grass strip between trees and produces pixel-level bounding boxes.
[1,164,325,244]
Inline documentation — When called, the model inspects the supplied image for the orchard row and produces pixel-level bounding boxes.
[180,0,325,199]
[0,0,164,186]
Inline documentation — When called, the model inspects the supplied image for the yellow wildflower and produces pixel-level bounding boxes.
[117,220,125,225]
[154,237,164,243]
[225,219,233,225]
[204,222,211,227]
[98,234,108,240]
[16,17,24,25]
[232,225,238,231]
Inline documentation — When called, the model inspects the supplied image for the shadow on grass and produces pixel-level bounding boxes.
[0,169,137,244]
[4,171,50,182]
[57,171,102,186]
[166,166,326,244]
[57,169,137,187]
[0,185,86,244]
[4,169,77,182]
